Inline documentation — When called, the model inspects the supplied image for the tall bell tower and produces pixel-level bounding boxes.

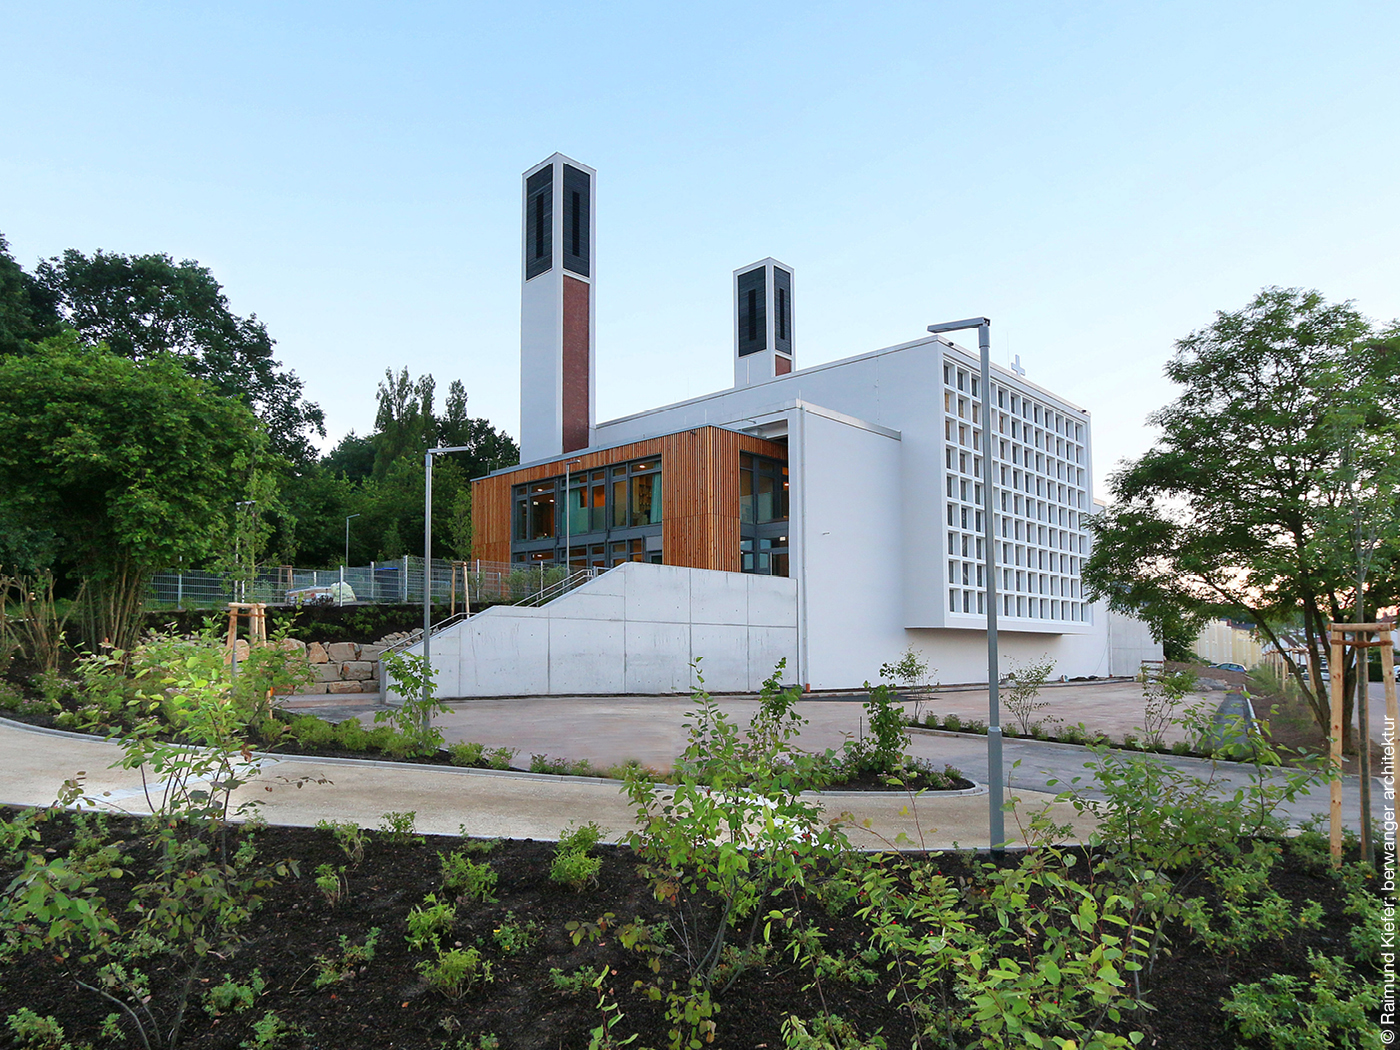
[520,153,596,462]
[734,257,794,387]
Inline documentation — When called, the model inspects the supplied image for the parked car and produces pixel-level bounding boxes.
[1212,662,1248,674]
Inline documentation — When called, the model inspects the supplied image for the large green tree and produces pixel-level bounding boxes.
[33,248,324,464]
[0,335,270,649]
[1084,288,1400,749]
[0,233,61,355]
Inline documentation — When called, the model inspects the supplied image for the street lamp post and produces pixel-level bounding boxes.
[926,317,1004,851]
[422,446,473,731]
[564,459,583,572]
[343,514,360,606]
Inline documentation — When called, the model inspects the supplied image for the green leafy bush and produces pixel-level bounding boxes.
[417,947,493,1000]
[448,741,486,767]
[312,928,381,989]
[333,717,370,751]
[490,912,539,955]
[440,851,498,901]
[624,660,849,991]
[204,970,267,1017]
[405,893,457,951]
[1221,951,1382,1049]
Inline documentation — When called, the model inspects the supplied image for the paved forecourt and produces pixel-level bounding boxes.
[0,716,1089,850]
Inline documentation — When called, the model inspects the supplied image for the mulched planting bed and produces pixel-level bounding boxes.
[0,807,1382,1050]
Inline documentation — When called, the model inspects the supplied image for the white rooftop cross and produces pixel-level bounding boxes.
[1010,354,1026,377]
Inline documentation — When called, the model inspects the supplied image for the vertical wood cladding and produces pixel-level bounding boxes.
[562,164,590,277]
[471,426,785,572]
[737,267,766,356]
[525,167,553,280]
[562,276,590,453]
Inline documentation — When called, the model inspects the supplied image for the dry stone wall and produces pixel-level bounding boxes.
[251,637,397,695]
[304,639,389,694]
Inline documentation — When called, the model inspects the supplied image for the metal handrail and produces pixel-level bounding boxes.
[516,567,602,607]
[377,566,605,703]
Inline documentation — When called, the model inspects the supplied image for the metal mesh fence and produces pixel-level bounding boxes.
[147,557,577,610]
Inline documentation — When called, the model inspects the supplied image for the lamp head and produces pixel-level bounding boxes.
[926,317,990,334]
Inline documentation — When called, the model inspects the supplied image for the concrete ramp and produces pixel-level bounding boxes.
[389,562,797,700]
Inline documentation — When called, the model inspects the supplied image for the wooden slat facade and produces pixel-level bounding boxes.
[471,425,786,572]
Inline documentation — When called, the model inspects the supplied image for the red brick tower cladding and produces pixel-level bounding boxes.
[562,276,590,452]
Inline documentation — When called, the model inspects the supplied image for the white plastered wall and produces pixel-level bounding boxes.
[789,405,907,689]
[386,562,797,700]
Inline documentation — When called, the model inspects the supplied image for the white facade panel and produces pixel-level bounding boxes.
[792,408,905,689]
[519,273,561,464]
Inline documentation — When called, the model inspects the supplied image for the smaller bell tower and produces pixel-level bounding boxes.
[733,258,794,387]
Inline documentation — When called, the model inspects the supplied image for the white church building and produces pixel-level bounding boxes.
[405,153,1159,699]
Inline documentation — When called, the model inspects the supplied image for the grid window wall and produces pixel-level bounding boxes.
[511,457,663,568]
[941,359,1090,625]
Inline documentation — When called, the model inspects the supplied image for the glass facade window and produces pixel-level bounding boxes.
[511,456,663,568]
[740,452,789,576]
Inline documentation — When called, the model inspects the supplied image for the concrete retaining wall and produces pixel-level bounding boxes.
[386,562,798,701]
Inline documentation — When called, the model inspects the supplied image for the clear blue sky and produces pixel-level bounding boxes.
[3,2,1396,494]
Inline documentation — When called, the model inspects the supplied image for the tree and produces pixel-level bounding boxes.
[372,367,437,479]
[0,233,61,355]
[0,335,269,649]
[34,248,325,464]
[1084,288,1399,750]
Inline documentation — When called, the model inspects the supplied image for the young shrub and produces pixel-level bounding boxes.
[550,821,604,892]
[440,850,498,902]
[1221,951,1382,1049]
[239,1010,306,1050]
[549,966,596,996]
[781,1012,888,1049]
[486,746,516,770]
[378,811,423,845]
[333,716,369,751]
[204,969,267,1017]
[406,893,458,951]
[448,741,486,767]
[375,651,449,757]
[6,1008,76,1050]
[490,911,540,955]
[1138,664,1196,749]
[624,660,849,993]
[315,819,367,865]
[313,928,381,988]
[880,644,935,723]
[417,947,493,1000]
[842,681,910,777]
[1001,654,1056,735]
[313,863,347,906]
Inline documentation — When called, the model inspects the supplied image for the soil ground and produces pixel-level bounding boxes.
[0,809,1382,1050]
